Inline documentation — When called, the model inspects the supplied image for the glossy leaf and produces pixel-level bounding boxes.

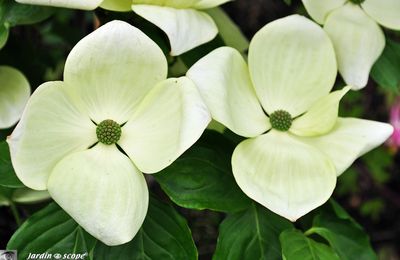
[93,196,197,260]
[0,141,24,188]
[154,131,252,212]
[0,0,54,26]
[371,39,400,92]
[308,201,377,260]
[280,229,340,260]
[0,23,8,49]
[213,203,293,260]
[7,203,97,260]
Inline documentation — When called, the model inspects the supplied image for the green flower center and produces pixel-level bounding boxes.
[270,110,292,131]
[96,119,122,145]
[349,0,365,4]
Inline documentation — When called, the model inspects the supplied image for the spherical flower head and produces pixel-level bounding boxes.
[96,119,121,145]
[301,0,400,89]
[187,15,393,222]
[269,110,292,132]
[7,20,210,246]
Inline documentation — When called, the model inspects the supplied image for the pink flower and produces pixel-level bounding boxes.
[388,99,400,152]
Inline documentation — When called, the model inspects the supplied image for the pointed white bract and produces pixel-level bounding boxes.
[187,47,269,138]
[302,0,400,89]
[187,15,393,221]
[0,66,30,129]
[132,5,218,56]
[131,0,230,55]
[8,21,210,245]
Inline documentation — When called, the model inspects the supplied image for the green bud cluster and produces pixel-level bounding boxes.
[96,119,122,145]
[270,110,292,131]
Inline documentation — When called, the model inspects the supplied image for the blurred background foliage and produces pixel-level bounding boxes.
[0,0,400,259]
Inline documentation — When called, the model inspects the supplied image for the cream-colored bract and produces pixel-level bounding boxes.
[0,66,30,129]
[302,0,400,89]
[186,47,269,138]
[7,20,210,246]
[132,5,218,56]
[187,15,393,221]
[131,0,230,55]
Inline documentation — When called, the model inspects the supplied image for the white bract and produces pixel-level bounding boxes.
[302,0,400,90]
[0,66,30,129]
[131,0,231,55]
[15,0,231,56]
[7,20,210,245]
[187,15,393,221]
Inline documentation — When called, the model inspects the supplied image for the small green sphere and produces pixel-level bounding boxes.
[96,119,122,145]
[270,110,292,132]
[349,0,365,4]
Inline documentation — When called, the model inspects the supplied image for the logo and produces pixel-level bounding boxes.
[0,250,17,260]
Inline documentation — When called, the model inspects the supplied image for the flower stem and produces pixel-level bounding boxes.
[304,228,316,236]
[10,202,22,227]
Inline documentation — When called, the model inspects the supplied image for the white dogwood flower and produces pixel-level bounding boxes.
[0,66,30,129]
[187,15,393,221]
[302,0,400,90]
[15,0,231,56]
[7,20,210,245]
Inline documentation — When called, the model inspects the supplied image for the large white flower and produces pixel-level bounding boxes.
[187,15,393,221]
[7,20,210,245]
[0,66,30,129]
[15,0,231,56]
[302,0,400,90]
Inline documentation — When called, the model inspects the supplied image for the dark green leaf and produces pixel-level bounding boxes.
[0,141,24,188]
[213,203,293,260]
[280,230,340,260]
[0,22,8,49]
[283,0,292,5]
[0,185,13,205]
[94,196,197,260]
[309,212,376,260]
[154,131,251,212]
[7,203,97,259]
[371,39,400,92]
[0,0,54,26]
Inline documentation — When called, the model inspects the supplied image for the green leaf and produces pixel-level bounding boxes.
[280,230,340,260]
[0,141,25,188]
[93,196,197,260]
[371,39,400,92]
[213,203,293,260]
[0,23,9,49]
[283,0,292,5]
[154,131,251,212]
[307,200,377,260]
[206,7,249,53]
[12,188,50,204]
[0,0,54,26]
[0,185,13,206]
[7,203,97,260]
